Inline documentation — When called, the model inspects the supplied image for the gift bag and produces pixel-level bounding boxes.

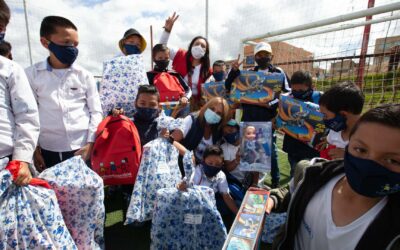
[261,212,287,244]
[151,186,227,250]
[125,138,184,224]
[0,160,77,250]
[99,55,149,117]
[39,156,105,250]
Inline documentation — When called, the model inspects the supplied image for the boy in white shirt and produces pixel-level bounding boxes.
[319,82,364,159]
[26,16,102,169]
[0,0,40,184]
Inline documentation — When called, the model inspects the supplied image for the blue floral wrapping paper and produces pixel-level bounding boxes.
[125,138,186,224]
[39,156,105,250]
[0,160,77,250]
[100,55,149,117]
[261,212,287,244]
[151,185,227,250]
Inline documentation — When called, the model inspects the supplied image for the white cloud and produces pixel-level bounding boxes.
[5,0,400,76]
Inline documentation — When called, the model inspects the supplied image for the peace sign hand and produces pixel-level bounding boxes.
[164,12,179,32]
[232,54,244,71]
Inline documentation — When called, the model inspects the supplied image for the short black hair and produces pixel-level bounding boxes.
[319,81,364,114]
[290,70,312,87]
[152,44,169,58]
[203,145,224,160]
[0,0,10,26]
[40,16,77,39]
[136,85,160,102]
[213,60,225,67]
[0,40,11,56]
[350,104,400,137]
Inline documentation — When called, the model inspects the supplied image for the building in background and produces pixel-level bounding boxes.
[373,35,400,73]
[242,40,314,76]
[330,59,358,78]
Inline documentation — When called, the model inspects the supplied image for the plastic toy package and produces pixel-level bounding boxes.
[239,122,272,173]
[276,94,329,150]
[230,71,284,105]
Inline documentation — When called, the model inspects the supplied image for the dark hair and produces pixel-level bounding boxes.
[290,70,312,87]
[203,145,224,160]
[213,60,225,67]
[350,104,400,137]
[40,16,77,39]
[0,40,11,56]
[319,81,364,114]
[152,44,169,59]
[186,36,211,80]
[0,0,10,26]
[136,85,160,102]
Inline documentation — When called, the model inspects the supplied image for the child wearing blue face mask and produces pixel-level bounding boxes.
[178,145,239,229]
[319,81,364,160]
[118,28,147,56]
[26,16,103,170]
[283,71,323,177]
[269,104,400,249]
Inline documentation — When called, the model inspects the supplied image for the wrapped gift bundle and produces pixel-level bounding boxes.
[0,160,77,250]
[261,212,287,244]
[39,156,105,250]
[125,139,187,224]
[276,94,329,150]
[151,186,227,250]
[100,55,149,117]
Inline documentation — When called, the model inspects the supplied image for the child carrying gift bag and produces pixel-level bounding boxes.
[0,159,77,249]
[125,116,184,224]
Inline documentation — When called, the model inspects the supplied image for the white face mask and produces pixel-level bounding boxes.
[191,45,206,59]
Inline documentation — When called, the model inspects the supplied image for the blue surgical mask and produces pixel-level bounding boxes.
[134,107,159,122]
[124,44,141,55]
[204,108,221,125]
[344,150,400,197]
[213,71,225,82]
[292,89,313,100]
[224,131,240,145]
[48,41,79,65]
[0,32,5,43]
[324,114,347,132]
[202,163,221,177]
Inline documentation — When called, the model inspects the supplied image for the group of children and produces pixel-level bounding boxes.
[1,1,400,249]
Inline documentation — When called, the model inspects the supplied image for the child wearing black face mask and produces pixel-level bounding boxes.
[283,70,323,177]
[224,42,291,188]
[319,82,364,160]
[147,44,192,111]
[178,145,238,229]
[112,85,164,147]
[269,104,400,249]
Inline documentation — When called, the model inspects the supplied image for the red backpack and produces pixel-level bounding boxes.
[153,72,185,102]
[91,115,142,185]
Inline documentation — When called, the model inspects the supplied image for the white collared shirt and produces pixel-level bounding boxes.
[25,60,103,152]
[0,56,40,163]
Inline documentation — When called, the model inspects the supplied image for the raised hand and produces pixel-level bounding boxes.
[231,54,244,71]
[164,12,179,32]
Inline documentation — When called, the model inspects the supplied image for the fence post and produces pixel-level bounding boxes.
[356,0,375,88]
